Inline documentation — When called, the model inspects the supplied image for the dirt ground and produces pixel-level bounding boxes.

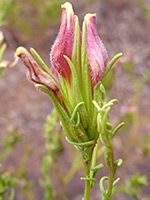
[0,0,150,199]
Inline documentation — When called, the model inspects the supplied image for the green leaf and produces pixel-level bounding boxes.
[100,83,106,100]
[65,136,95,147]
[64,55,81,106]
[80,177,97,187]
[70,102,84,122]
[102,107,110,142]
[91,82,101,139]
[114,159,123,174]
[112,122,125,138]
[99,177,110,200]
[81,21,93,138]
[36,84,85,143]
[101,53,123,80]
[72,16,81,85]
[64,56,88,130]
[36,84,75,141]
[90,163,104,178]
[113,178,120,187]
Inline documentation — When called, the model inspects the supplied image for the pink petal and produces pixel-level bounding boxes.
[50,67,60,84]
[85,14,108,88]
[50,2,76,84]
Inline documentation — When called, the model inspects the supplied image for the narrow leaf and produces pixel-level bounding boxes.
[112,122,125,138]
[113,178,120,187]
[65,136,95,147]
[99,177,110,200]
[36,84,75,142]
[101,53,123,80]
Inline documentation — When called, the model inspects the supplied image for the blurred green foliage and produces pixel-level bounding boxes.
[0,31,7,79]
[102,68,115,92]
[2,130,21,149]
[0,0,14,79]
[121,174,148,200]
[0,130,25,199]
[39,109,63,200]
[141,133,150,157]
[0,168,18,200]
[0,129,35,200]
[136,0,150,19]
[0,129,21,161]
[0,4,19,197]
[0,0,6,26]
[114,53,150,199]
[3,0,62,42]
[0,43,6,78]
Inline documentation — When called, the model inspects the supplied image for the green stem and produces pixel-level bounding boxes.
[83,166,91,200]
[107,146,114,198]
[90,138,100,178]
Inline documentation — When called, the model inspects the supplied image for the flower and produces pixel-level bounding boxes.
[50,2,76,84]
[16,2,108,98]
[50,2,108,88]
[16,47,62,103]
[84,14,108,88]
[16,2,121,144]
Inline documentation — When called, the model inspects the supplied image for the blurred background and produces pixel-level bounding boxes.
[0,0,150,199]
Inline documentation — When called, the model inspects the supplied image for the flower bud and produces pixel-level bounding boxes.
[50,2,76,84]
[84,14,108,88]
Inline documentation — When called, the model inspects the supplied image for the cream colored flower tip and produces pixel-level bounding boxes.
[61,2,73,12]
[16,46,27,56]
[0,31,4,45]
[84,13,96,20]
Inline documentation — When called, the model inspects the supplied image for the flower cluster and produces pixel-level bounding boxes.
[16,4,123,198]
[16,2,120,145]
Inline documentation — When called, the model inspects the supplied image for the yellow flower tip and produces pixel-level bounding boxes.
[61,2,74,29]
[84,13,96,23]
[61,2,74,20]
[16,46,27,56]
[61,2,74,14]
